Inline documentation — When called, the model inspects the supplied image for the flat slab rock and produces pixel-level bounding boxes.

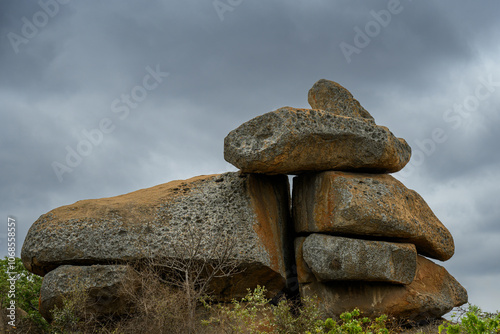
[22,172,292,299]
[295,234,417,285]
[300,256,468,320]
[224,107,411,174]
[293,171,454,261]
[39,265,137,321]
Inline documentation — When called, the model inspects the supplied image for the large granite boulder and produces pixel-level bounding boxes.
[22,172,293,299]
[296,235,417,285]
[293,171,454,261]
[39,265,138,322]
[299,256,468,320]
[308,79,375,123]
[224,107,411,174]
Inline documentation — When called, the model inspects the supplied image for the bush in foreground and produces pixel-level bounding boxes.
[439,304,500,334]
[202,285,390,334]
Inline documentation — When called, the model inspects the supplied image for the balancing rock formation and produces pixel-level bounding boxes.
[22,79,467,322]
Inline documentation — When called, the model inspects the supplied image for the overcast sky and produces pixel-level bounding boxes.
[1,0,499,313]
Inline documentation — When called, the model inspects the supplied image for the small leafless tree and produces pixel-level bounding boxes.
[123,224,243,334]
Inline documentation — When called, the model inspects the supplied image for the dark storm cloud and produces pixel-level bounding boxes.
[1,0,499,312]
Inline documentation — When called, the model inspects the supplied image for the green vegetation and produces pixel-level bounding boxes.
[2,257,500,333]
[0,256,49,332]
[439,304,500,334]
[202,286,389,334]
[49,280,98,334]
[313,310,389,334]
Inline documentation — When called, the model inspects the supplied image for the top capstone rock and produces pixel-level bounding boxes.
[308,79,375,123]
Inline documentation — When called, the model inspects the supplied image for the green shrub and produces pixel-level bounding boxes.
[49,281,91,334]
[49,297,82,334]
[439,304,500,334]
[308,308,389,334]
[0,256,49,331]
[202,285,273,333]
[202,286,389,334]
[272,295,324,334]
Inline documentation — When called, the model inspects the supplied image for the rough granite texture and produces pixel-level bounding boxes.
[293,171,454,261]
[296,234,417,285]
[22,172,292,299]
[299,256,468,321]
[39,265,138,321]
[224,107,411,174]
[308,79,375,123]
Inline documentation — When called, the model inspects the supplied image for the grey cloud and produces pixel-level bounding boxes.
[1,0,499,312]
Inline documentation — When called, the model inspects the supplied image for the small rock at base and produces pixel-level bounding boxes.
[39,265,138,322]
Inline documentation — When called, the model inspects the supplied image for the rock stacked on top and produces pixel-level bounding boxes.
[224,106,411,174]
[21,78,466,322]
[307,78,376,123]
[224,79,411,175]
[225,79,466,320]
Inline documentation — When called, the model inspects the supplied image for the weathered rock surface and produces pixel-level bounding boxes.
[308,79,375,123]
[39,265,138,321]
[296,234,417,285]
[22,172,293,299]
[293,171,454,261]
[300,256,467,320]
[224,107,411,174]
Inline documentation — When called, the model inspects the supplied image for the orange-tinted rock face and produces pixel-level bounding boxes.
[293,171,454,261]
[22,172,293,300]
[224,107,411,174]
[300,256,468,320]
